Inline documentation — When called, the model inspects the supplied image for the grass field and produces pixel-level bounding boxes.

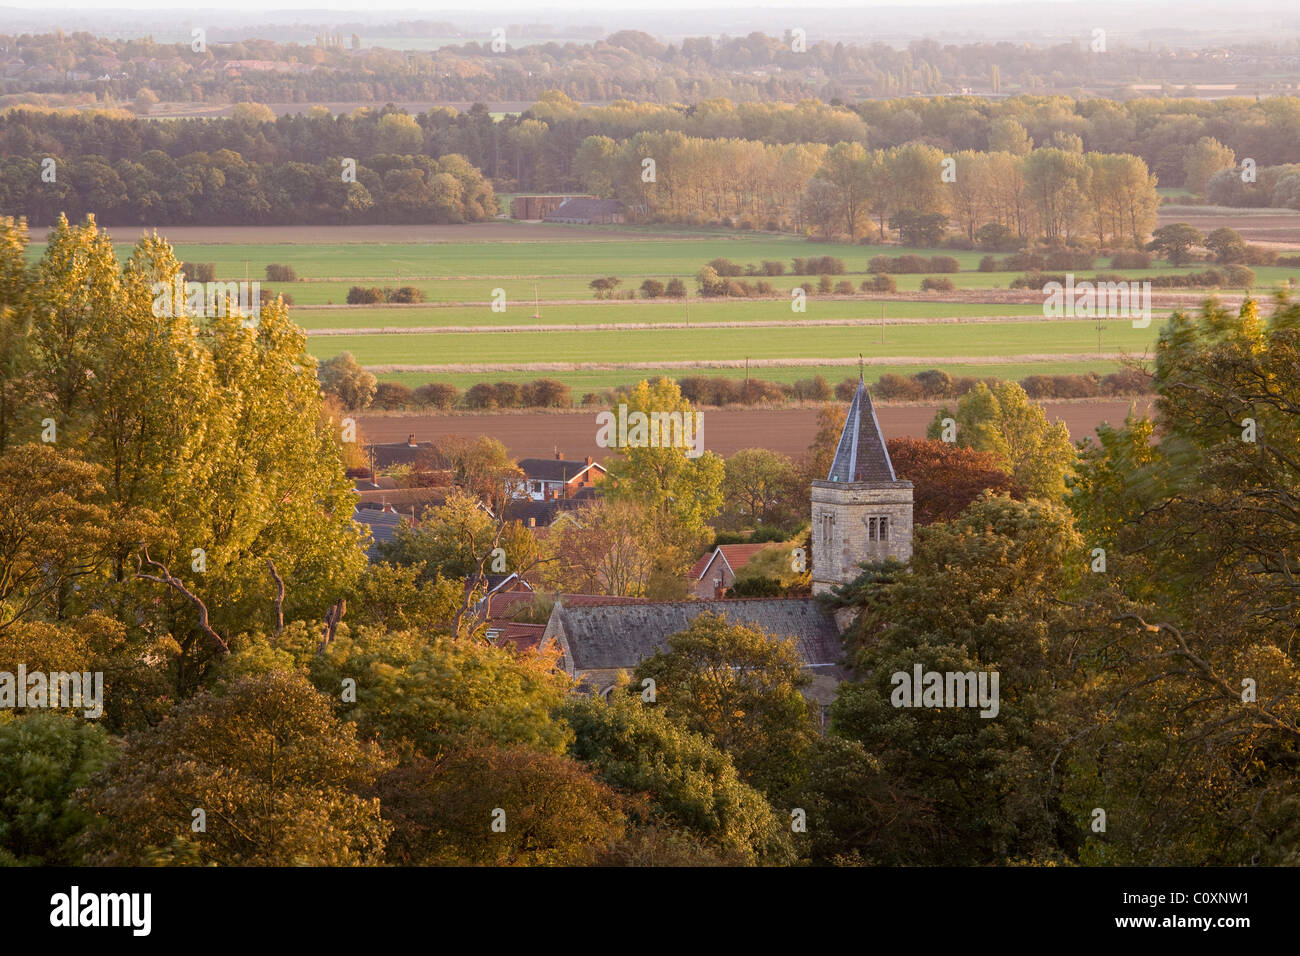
[28,222,1290,394]
[291,299,1050,329]
[307,319,1158,367]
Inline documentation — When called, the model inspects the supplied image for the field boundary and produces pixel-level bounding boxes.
[363,352,1146,373]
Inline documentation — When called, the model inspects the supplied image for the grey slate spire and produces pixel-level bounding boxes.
[826,377,896,483]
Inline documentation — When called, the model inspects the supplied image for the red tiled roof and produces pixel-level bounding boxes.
[690,543,772,581]
[497,622,546,653]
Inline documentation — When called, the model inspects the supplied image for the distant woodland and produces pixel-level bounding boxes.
[5,89,1300,232]
[4,29,1300,103]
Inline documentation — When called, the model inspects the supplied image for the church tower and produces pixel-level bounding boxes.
[811,377,913,594]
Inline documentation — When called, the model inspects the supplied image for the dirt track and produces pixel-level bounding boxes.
[358,399,1156,460]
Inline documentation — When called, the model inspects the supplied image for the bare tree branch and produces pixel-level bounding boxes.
[136,547,229,654]
[266,559,285,638]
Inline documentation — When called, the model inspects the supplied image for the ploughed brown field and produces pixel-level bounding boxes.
[358,399,1156,461]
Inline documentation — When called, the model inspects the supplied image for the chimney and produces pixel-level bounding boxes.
[555,450,563,460]
[713,583,728,600]
[528,517,536,528]
[585,456,593,466]
[407,434,416,447]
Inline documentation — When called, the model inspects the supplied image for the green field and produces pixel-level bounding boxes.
[308,319,1159,367]
[292,298,1049,329]
[28,224,1286,394]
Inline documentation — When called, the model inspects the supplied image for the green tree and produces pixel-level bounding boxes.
[79,671,392,866]
[633,611,818,797]
[318,351,377,409]
[562,689,795,864]
[927,381,1077,500]
[0,713,114,865]
[604,378,724,592]
[1148,222,1203,266]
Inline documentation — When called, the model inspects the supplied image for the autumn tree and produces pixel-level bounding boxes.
[603,379,724,596]
[633,612,818,797]
[79,671,393,866]
[562,689,795,864]
[927,381,1077,500]
[377,745,628,866]
[886,436,1019,524]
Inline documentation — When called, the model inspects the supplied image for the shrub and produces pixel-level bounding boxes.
[1109,250,1152,269]
[791,375,832,401]
[1101,368,1154,395]
[521,378,571,408]
[873,373,924,400]
[1004,252,1046,271]
[665,278,687,298]
[463,383,499,409]
[974,222,1018,250]
[708,257,744,277]
[373,382,415,409]
[1045,251,1094,271]
[414,382,459,409]
[806,256,845,275]
[347,286,385,304]
[760,260,786,276]
[817,275,834,294]
[833,280,855,295]
[493,382,524,408]
[266,263,297,282]
[182,261,217,282]
[912,369,953,398]
[920,276,955,292]
[978,255,998,272]
[929,255,960,273]
[388,286,426,304]
[834,378,858,401]
[640,279,665,298]
[860,274,897,293]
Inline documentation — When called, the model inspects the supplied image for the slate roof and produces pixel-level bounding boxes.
[549,598,842,672]
[368,441,434,469]
[503,496,591,527]
[827,378,897,483]
[518,458,604,483]
[352,507,405,561]
[481,590,650,624]
[355,486,452,515]
[543,198,624,221]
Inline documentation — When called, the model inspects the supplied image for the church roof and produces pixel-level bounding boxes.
[547,598,843,672]
[827,378,897,483]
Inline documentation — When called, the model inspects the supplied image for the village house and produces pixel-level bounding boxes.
[686,543,773,599]
[537,378,913,714]
[513,453,606,501]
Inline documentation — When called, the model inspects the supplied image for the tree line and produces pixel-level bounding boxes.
[8,28,1300,116]
[0,112,496,226]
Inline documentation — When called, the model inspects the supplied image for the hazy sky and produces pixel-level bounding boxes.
[2,0,1083,10]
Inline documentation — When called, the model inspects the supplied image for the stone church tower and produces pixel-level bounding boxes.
[811,378,913,594]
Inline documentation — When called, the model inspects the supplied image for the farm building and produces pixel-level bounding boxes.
[542,198,625,225]
[510,195,592,220]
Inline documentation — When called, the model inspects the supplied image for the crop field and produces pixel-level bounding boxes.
[29,223,1294,394]
[307,319,1159,367]
[291,299,1050,330]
